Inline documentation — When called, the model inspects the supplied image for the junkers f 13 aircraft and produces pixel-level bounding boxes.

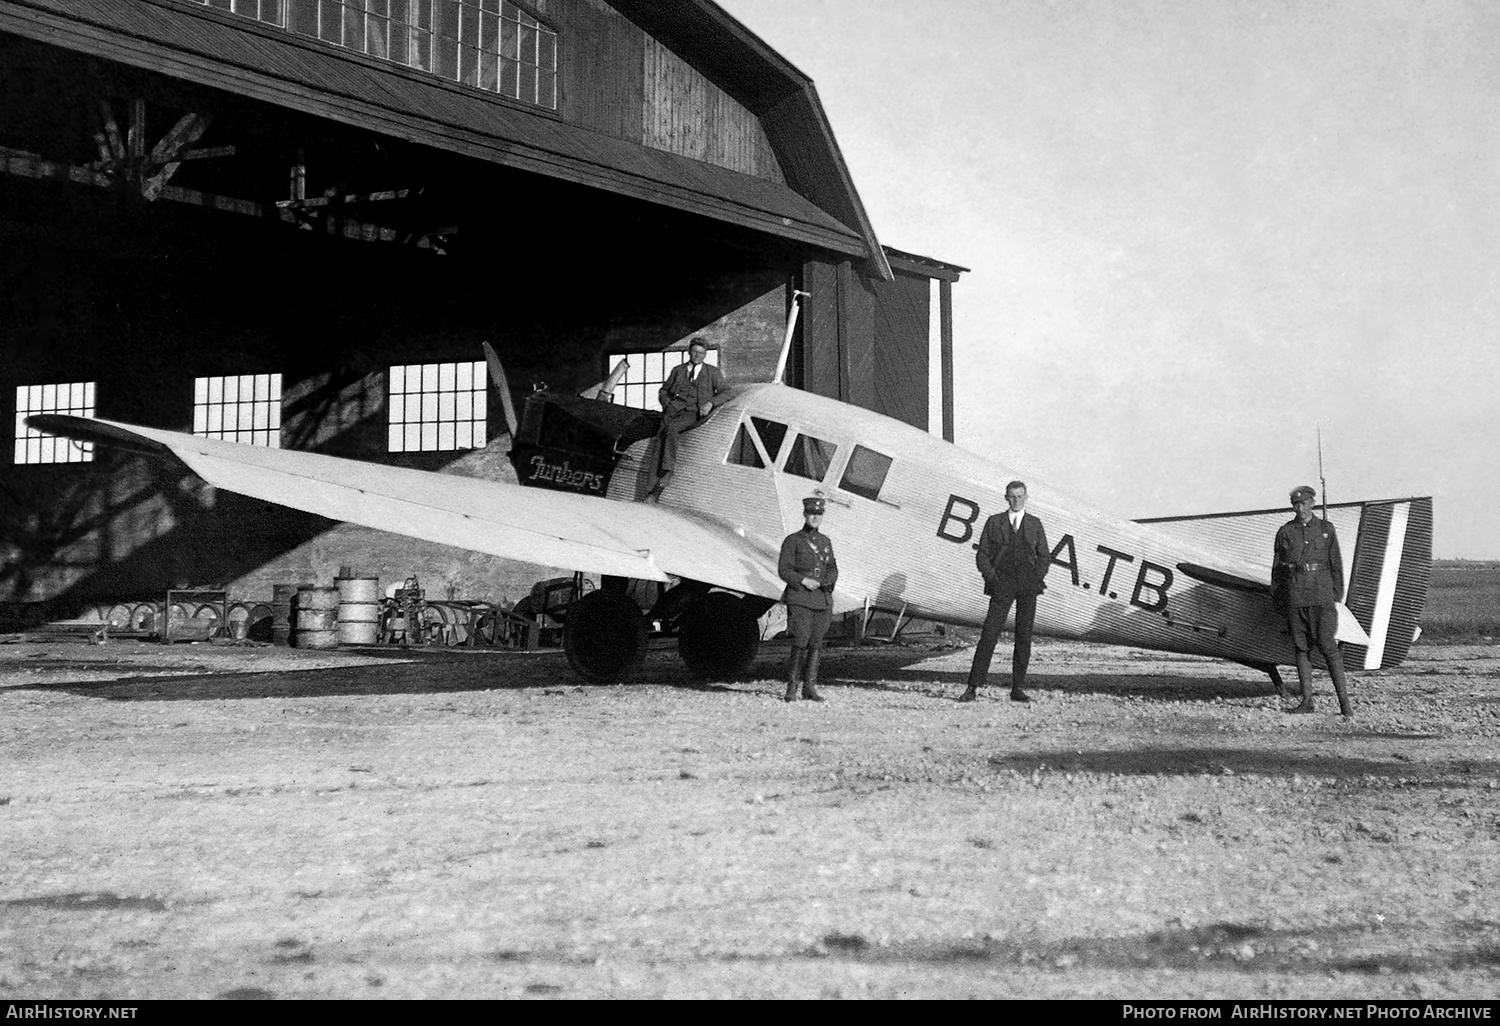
[31,322,1432,689]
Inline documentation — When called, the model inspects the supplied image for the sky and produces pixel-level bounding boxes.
[719,0,1500,559]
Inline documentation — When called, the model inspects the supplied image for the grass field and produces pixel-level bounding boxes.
[1419,559,1500,642]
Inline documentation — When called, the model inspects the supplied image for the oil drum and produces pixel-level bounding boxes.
[294,586,339,649]
[335,575,380,646]
[270,583,311,646]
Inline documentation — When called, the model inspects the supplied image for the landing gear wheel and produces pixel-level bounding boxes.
[678,592,762,682]
[564,590,647,684]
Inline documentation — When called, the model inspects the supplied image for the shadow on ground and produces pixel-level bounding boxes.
[798,919,1500,975]
[10,641,1302,707]
[980,746,1500,782]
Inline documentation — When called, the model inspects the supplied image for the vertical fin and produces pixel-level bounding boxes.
[1341,498,1433,669]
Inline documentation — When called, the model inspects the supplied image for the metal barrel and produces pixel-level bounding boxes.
[294,586,340,649]
[335,575,380,646]
[130,603,158,633]
[270,583,310,646]
[245,602,273,642]
[226,602,251,641]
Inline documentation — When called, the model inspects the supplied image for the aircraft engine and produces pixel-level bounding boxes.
[677,592,762,682]
[563,590,648,684]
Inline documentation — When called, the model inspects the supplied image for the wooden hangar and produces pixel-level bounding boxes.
[0,0,966,619]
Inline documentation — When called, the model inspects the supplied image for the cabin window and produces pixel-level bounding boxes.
[388,360,487,452]
[193,373,283,447]
[13,382,95,465]
[752,418,787,462]
[839,445,892,501]
[727,423,764,469]
[783,433,837,483]
[602,348,721,411]
[193,1,560,112]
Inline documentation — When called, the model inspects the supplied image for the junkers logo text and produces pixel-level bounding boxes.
[527,455,604,492]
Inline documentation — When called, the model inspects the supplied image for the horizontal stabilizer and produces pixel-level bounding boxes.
[1176,563,1271,595]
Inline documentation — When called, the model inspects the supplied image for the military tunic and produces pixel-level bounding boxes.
[1273,515,1345,608]
[779,525,838,649]
[1273,514,1345,655]
[779,525,838,610]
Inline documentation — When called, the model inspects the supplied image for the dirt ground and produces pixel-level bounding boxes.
[1,634,1497,1000]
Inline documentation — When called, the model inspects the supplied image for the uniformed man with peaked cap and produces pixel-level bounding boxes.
[778,495,838,702]
[1273,484,1353,716]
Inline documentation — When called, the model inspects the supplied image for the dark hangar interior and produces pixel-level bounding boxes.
[0,0,965,629]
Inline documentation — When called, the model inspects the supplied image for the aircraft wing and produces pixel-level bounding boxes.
[28,415,787,600]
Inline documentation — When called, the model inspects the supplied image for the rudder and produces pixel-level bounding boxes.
[1341,497,1433,670]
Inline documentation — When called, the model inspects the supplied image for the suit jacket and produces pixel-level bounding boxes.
[779,526,838,610]
[975,511,1050,598]
[658,361,728,419]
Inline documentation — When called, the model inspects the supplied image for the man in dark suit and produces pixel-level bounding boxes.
[778,495,838,702]
[960,480,1050,703]
[655,338,728,487]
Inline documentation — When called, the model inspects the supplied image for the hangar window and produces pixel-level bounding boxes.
[194,1,560,111]
[783,433,838,483]
[194,374,283,447]
[838,445,892,502]
[603,348,721,412]
[388,360,488,453]
[13,382,94,465]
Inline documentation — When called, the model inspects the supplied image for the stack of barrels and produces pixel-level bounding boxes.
[294,585,341,650]
[334,571,380,646]
[271,572,381,648]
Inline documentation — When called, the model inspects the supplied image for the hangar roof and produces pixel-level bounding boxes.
[0,0,892,273]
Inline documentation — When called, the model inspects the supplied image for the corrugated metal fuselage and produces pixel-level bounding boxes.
[609,383,1295,667]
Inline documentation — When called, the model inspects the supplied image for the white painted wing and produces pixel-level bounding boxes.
[39,417,786,600]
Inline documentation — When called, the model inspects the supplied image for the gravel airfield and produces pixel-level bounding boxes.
[1,635,1497,1000]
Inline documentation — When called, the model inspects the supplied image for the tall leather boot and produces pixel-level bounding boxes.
[1289,651,1315,713]
[784,647,805,703]
[802,648,824,702]
[1328,648,1353,718]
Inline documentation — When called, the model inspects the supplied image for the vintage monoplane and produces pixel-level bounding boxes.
[30,322,1432,689]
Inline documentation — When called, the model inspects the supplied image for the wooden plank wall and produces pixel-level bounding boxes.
[640,36,783,183]
[533,0,783,183]
[545,0,643,140]
[838,260,875,411]
[871,271,930,430]
[800,258,879,410]
[800,260,841,398]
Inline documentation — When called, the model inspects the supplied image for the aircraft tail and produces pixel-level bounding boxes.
[1340,497,1433,670]
[1139,496,1433,669]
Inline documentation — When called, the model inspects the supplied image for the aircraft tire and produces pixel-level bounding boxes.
[678,592,761,682]
[563,590,648,684]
